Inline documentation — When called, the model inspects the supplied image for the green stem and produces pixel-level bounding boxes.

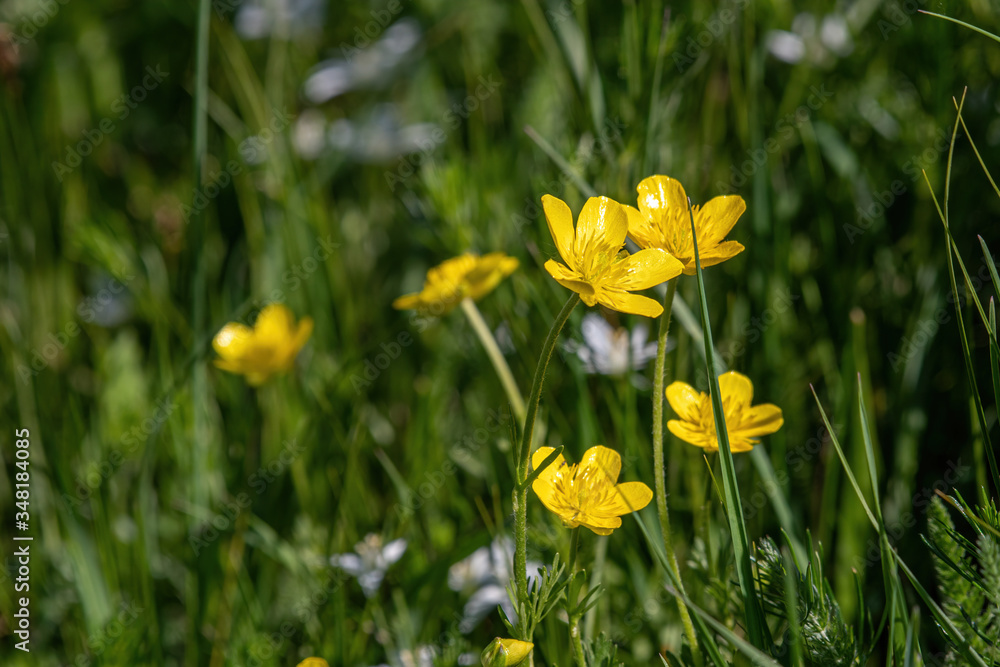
[513,293,580,610]
[651,279,701,665]
[570,617,586,667]
[461,298,527,424]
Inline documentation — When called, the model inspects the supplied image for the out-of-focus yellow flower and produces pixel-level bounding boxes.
[542,195,683,318]
[212,303,313,386]
[481,638,534,667]
[666,371,783,453]
[530,445,652,536]
[393,252,518,315]
[296,659,329,667]
[625,175,745,275]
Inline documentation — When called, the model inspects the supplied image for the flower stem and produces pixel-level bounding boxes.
[570,617,587,667]
[461,298,527,424]
[513,293,580,610]
[651,279,701,665]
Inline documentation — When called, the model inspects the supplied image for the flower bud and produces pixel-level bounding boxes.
[481,637,533,667]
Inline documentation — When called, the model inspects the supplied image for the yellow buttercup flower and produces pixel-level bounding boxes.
[212,303,313,386]
[542,195,684,318]
[296,659,329,667]
[530,445,652,536]
[393,252,518,315]
[625,175,746,275]
[666,371,783,453]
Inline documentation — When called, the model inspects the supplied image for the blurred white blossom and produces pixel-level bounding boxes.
[766,12,853,66]
[448,536,540,632]
[330,533,407,598]
[564,313,662,377]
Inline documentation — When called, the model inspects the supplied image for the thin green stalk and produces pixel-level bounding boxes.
[651,278,701,663]
[568,527,586,667]
[687,198,769,649]
[461,298,527,423]
[570,618,586,667]
[514,293,580,609]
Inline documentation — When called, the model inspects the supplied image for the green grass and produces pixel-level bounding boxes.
[1,0,1000,665]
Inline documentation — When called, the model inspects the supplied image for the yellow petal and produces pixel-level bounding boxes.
[666,381,703,423]
[542,195,576,266]
[393,293,423,310]
[623,204,657,249]
[700,195,746,244]
[734,403,784,438]
[574,196,628,258]
[577,445,621,485]
[596,290,663,318]
[544,260,597,304]
[297,659,330,667]
[607,248,684,290]
[213,322,254,359]
[607,481,653,514]
[718,371,754,410]
[531,446,565,476]
[636,175,687,219]
[682,240,745,275]
[667,419,715,450]
[579,522,617,536]
[254,303,295,348]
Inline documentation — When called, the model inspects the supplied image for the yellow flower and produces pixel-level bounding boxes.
[393,252,518,315]
[481,638,534,667]
[212,303,313,386]
[296,659,329,667]
[624,175,746,275]
[666,371,783,453]
[530,445,652,535]
[542,195,684,317]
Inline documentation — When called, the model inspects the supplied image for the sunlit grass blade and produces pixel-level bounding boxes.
[982,237,1000,298]
[920,92,999,496]
[809,385,878,530]
[918,10,1000,44]
[686,196,769,649]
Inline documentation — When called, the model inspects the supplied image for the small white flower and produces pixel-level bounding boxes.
[565,313,662,377]
[330,533,407,598]
[448,536,541,632]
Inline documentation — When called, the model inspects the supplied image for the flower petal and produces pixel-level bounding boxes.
[636,175,687,219]
[393,293,423,310]
[544,260,597,304]
[542,195,577,266]
[624,204,659,250]
[734,403,784,438]
[666,381,704,423]
[254,303,295,347]
[578,445,622,484]
[531,446,565,477]
[607,481,653,514]
[681,240,745,274]
[596,290,664,318]
[580,523,617,536]
[608,248,684,290]
[699,194,746,244]
[213,322,254,359]
[667,419,715,450]
[718,371,754,411]
[574,196,628,258]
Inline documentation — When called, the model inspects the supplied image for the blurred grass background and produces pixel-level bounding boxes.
[0,0,999,664]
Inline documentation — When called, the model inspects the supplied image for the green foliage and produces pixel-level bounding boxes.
[925,496,1000,665]
[754,537,871,666]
